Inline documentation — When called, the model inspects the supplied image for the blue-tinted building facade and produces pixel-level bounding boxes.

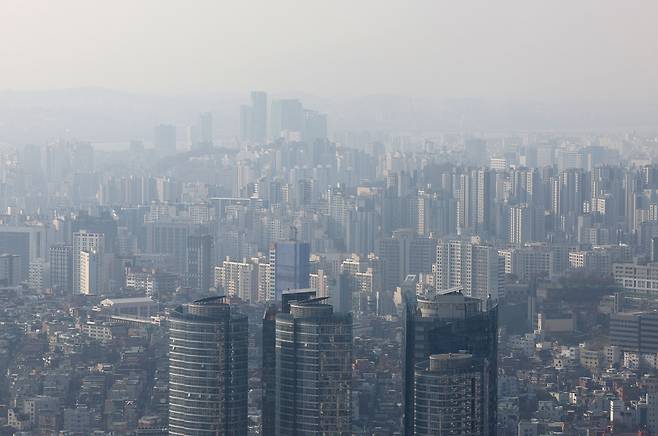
[271,240,310,301]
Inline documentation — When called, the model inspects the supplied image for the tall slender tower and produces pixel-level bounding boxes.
[275,298,352,435]
[185,233,213,292]
[509,204,533,246]
[251,91,268,143]
[197,112,213,148]
[72,231,104,294]
[625,169,640,235]
[262,289,317,436]
[49,244,73,294]
[474,168,494,235]
[168,296,248,436]
[402,291,498,436]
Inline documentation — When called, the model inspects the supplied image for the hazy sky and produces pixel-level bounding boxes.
[1,1,657,101]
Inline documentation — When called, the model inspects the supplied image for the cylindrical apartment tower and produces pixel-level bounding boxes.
[168,296,248,435]
[275,299,352,435]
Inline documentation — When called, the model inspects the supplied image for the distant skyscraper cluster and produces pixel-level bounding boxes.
[240,91,327,144]
[155,112,214,153]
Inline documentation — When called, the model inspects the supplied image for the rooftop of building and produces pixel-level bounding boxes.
[100,297,157,306]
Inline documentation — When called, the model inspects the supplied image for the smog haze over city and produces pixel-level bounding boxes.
[1,2,658,436]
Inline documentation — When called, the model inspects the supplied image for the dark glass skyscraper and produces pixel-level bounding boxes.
[168,296,248,436]
[270,240,310,301]
[275,298,352,435]
[414,353,484,435]
[402,291,498,436]
[185,233,213,292]
[262,289,317,436]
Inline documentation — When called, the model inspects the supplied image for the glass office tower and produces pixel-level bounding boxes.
[414,353,483,435]
[275,298,352,435]
[262,289,317,436]
[402,291,498,436]
[168,296,248,436]
[269,240,310,301]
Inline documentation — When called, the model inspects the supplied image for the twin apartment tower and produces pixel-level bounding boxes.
[168,291,497,436]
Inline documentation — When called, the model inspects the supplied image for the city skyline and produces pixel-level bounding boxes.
[2,2,658,435]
